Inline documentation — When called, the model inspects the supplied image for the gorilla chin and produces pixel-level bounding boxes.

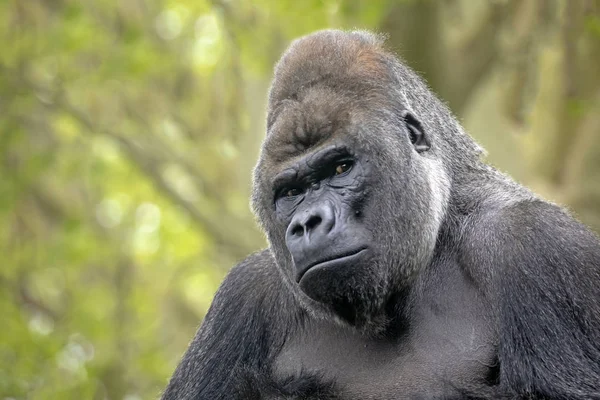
[299,248,385,327]
[298,247,370,295]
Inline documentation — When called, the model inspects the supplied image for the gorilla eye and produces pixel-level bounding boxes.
[334,161,353,175]
[283,188,303,198]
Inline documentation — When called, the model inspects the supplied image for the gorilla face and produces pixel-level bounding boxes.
[274,142,376,318]
[252,89,444,329]
[276,145,369,281]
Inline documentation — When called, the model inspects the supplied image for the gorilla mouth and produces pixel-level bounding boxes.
[296,247,368,283]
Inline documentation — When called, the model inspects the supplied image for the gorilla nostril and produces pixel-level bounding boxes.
[306,215,322,231]
[291,224,304,237]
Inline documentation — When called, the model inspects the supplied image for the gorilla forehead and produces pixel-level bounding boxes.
[264,88,358,164]
[262,36,401,165]
[263,30,398,162]
[267,29,393,115]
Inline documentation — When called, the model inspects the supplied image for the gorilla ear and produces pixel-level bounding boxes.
[401,111,430,153]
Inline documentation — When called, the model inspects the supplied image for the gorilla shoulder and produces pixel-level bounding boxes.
[223,250,279,290]
[160,250,295,400]
[213,249,291,316]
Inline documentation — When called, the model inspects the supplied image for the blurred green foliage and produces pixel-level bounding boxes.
[1,0,599,399]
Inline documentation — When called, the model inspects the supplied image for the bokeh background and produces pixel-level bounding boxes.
[2,0,599,399]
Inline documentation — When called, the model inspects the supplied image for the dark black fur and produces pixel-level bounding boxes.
[161,30,600,400]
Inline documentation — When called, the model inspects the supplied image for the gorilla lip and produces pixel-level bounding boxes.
[296,247,368,283]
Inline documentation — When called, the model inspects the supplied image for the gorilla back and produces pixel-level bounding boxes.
[161,30,600,400]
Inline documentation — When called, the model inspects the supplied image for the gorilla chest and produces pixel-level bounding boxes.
[273,307,495,399]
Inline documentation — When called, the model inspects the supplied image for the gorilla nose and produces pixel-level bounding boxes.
[286,203,335,241]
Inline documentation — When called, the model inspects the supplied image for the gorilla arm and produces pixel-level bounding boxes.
[160,251,339,400]
[160,250,286,400]
[467,200,600,398]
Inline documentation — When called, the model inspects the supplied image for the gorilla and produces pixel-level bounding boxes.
[161,30,600,399]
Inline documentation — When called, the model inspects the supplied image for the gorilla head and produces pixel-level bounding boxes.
[251,30,481,331]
